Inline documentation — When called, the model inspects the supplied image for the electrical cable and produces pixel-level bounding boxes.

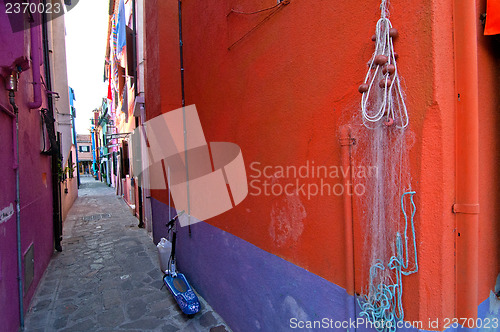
[228,4,286,50]
[227,1,288,16]
[9,90,24,330]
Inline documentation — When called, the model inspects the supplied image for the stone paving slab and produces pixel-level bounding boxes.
[23,176,231,332]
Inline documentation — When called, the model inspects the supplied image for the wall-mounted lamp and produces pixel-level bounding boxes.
[6,71,19,92]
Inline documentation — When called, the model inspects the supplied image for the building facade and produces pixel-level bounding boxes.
[76,134,93,175]
[104,0,148,229]
[138,1,500,331]
[91,99,115,187]
[0,2,75,331]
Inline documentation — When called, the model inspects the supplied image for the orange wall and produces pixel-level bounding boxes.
[144,0,500,325]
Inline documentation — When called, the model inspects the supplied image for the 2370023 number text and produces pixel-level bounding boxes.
[443,317,499,329]
[5,2,62,15]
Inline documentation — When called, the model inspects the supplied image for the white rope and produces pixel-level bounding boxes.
[360,5,409,129]
[380,0,389,18]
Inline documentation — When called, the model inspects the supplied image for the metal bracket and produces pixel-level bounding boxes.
[339,137,356,146]
[452,203,480,214]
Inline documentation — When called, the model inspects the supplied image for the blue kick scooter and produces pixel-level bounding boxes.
[163,211,200,315]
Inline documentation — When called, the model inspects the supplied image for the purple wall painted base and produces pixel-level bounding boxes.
[151,198,361,331]
[151,198,499,332]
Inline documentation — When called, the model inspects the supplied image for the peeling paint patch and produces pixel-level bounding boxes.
[269,193,306,247]
[0,203,14,225]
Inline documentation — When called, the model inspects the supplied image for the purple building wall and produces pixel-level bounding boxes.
[0,5,55,332]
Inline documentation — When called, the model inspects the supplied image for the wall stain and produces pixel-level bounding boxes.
[269,189,306,248]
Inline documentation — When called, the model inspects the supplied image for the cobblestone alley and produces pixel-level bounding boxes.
[23,176,231,332]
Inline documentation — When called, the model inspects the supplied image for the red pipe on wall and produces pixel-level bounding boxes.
[340,126,355,296]
[453,0,480,324]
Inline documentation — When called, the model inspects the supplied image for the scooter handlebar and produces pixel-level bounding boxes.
[166,210,185,228]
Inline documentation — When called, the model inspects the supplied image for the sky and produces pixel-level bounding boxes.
[64,0,109,135]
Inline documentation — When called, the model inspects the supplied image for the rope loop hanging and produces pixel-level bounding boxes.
[358,0,409,129]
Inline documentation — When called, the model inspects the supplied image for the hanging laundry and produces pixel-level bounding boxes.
[107,65,113,100]
[121,84,128,114]
[114,90,119,109]
[110,13,119,93]
[127,83,135,118]
[116,0,127,55]
[125,0,133,27]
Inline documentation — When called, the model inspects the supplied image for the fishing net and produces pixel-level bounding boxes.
[349,1,419,330]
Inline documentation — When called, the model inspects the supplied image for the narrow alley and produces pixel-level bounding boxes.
[3,0,500,331]
[23,176,231,332]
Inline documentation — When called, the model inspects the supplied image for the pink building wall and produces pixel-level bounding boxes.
[0,6,57,332]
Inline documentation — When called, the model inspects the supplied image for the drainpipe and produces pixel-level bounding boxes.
[178,0,185,108]
[41,3,63,252]
[340,126,356,329]
[178,0,191,235]
[28,22,42,110]
[452,0,479,323]
[340,126,355,295]
[5,71,24,330]
[131,0,144,229]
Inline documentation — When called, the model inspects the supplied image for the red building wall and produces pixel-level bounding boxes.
[144,0,500,329]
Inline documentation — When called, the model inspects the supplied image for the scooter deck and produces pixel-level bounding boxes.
[163,273,200,315]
